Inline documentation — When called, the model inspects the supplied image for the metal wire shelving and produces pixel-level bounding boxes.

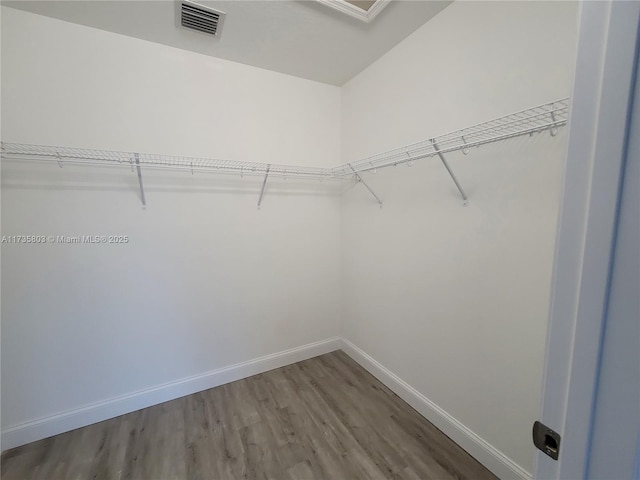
[335,98,569,176]
[1,98,570,207]
[0,143,335,179]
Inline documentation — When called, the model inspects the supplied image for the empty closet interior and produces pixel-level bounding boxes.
[1,1,580,478]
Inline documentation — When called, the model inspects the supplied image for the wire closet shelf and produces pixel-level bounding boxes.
[334,97,570,176]
[0,144,334,179]
[1,98,569,180]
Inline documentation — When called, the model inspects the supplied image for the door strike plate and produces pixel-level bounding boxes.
[533,420,561,460]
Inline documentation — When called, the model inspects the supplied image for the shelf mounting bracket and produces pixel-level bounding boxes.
[258,164,271,208]
[431,140,468,206]
[349,163,383,208]
[134,153,146,208]
[550,109,559,137]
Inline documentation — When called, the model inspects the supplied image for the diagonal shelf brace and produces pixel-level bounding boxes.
[257,164,271,208]
[349,163,383,208]
[134,153,146,207]
[431,140,468,206]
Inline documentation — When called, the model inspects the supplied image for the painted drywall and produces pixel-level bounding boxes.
[340,1,578,475]
[1,6,342,434]
[1,2,580,476]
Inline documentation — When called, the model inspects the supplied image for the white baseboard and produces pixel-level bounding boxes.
[3,335,531,480]
[1,337,342,451]
[339,338,532,480]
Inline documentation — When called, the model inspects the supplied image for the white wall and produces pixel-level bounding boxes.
[1,6,342,437]
[1,3,581,476]
[340,1,578,476]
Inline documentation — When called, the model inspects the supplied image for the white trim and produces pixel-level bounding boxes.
[535,2,640,479]
[1,337,342,451]
[314,0,390,23]
[3,335,533,479]
[339,338,531,480]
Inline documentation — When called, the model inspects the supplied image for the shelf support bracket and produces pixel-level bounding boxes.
[550,110,559,137]
[431,140,468,206]
[349,163,383,208]
[134,153,146,208]
[258,164,271,208]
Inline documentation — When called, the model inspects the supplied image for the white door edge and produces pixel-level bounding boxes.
[535,2,640,479]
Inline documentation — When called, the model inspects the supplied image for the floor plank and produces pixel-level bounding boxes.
[1,351,497,480]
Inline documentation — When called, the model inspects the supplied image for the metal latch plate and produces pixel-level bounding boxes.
[533,420,561,460]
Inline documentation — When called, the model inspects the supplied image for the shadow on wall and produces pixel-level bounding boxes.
[1,162,349,199]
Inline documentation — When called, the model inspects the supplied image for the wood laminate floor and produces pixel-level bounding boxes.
[1,351,497,480]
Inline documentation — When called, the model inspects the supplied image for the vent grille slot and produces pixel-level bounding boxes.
[180,1,224,36]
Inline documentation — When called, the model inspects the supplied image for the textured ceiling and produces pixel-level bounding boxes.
[2,0,451,85]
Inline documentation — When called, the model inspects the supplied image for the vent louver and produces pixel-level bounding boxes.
[180,1,225,36]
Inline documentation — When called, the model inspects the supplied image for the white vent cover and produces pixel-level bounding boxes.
[179,1,225,36]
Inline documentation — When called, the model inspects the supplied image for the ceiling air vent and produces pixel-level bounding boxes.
[179,1,225,36]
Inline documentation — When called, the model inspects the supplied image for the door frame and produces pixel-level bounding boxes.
[535,2,640,479]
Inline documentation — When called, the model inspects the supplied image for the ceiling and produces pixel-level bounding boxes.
[2,0,451,85]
